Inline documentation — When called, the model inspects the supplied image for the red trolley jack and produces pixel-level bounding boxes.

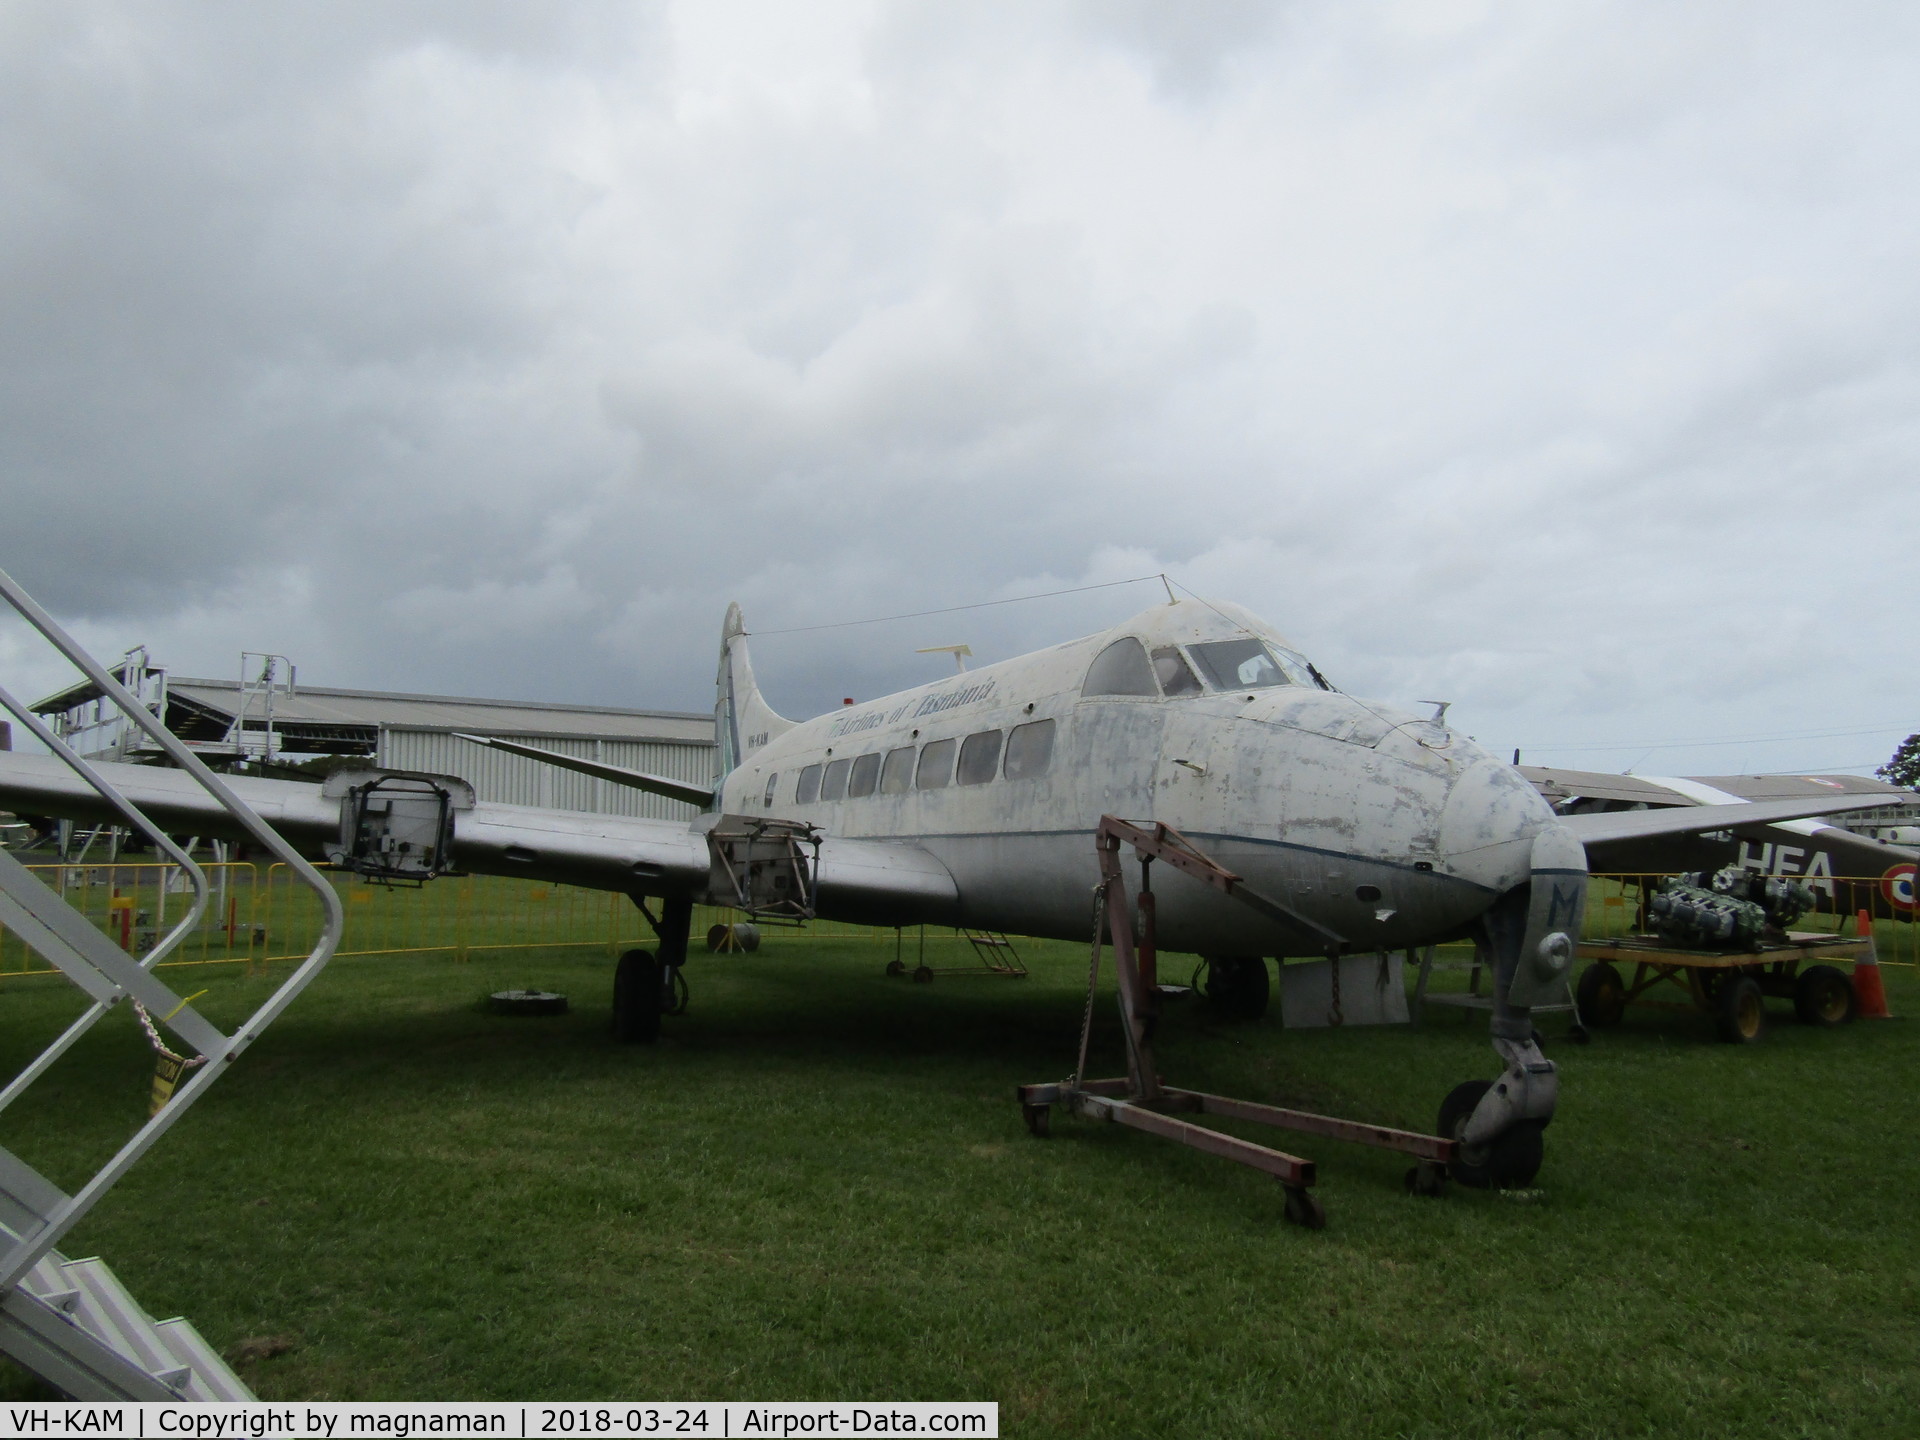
[1016,816,1457,1228]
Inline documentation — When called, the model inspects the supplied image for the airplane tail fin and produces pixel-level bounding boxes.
[715,603,796,783]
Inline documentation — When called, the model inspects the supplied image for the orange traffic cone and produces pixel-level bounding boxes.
[1853,909,1893,1019]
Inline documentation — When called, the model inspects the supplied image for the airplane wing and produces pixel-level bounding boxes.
[0,752,957,926]
[451,733,714,809]
[1560,792,1898,849]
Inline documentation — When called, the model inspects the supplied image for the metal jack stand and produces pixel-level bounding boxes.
[1017,817,1457,1227]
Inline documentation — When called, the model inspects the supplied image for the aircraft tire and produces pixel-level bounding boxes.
[1714,975,1766,1044]
[1575,962,1627,1027]
[612,948,663,1044]
[1203,955,1269,1020]
[1793,964,1856,1027]
[1437,1079,1545,1190]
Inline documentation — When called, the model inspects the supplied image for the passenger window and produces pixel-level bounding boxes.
[880,746,916,794]
[1082,637,1157,697]
[916,738,956,790]
[1151,647,1203,697]
[796,764,822,805]
[849,752,880,799]
[762,773,778,806]
[956,730,1002,785]
[1003,719,1055,780]
[821,757,852,802]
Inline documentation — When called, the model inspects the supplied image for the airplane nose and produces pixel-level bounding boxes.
[1435,758,1558,894]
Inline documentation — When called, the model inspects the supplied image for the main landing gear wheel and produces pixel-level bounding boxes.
[1793,964,1857,1027]
[1403,1161,1448,1198]
[612,948,663,1044]
[1281,1185,1326,1229]
[1714,974,1766,1044]
[1202,955,1270,1020]
[1437,1080,1544,1190]
[1576,961,1627,1028]
[1022,1103,1051,1138]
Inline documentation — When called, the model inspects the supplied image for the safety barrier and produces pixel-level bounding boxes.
[0,861,953,979]
[9,861,1906,977]
[1588,874,1918,967]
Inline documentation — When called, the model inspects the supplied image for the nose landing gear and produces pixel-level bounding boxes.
[1436,1078,1545,1190]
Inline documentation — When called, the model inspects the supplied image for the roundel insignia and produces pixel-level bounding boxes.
[1882,863,1917,914]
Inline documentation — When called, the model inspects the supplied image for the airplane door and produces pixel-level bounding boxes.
[1154,709,1222,830]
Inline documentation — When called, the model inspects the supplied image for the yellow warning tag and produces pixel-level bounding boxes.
[150,1053,186,1116]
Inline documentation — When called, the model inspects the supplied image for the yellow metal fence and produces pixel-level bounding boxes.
[2,862,1913,979]
[0,862,913,980]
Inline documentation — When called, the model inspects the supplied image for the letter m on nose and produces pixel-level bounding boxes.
[1546,880,1582,930]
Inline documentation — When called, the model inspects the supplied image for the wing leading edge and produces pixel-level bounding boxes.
[1559,792,1899,848]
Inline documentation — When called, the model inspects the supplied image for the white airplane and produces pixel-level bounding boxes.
[0,596,1890,1196]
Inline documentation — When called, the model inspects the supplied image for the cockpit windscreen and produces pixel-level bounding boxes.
[1188,638,1321,692]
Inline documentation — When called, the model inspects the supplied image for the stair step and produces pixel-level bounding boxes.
[154,1316,255,1402]
[4,1252,257,1400]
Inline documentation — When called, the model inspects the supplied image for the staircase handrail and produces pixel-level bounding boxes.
[0,567,345,1289]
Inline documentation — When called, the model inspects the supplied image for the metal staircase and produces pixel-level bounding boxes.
[0,567,345,1399]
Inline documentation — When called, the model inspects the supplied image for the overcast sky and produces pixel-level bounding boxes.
[2,1,1916,777]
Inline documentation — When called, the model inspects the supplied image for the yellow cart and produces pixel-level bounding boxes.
[1574,933,1870,1043]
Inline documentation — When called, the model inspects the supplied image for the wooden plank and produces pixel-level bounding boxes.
[1579,937,1869,968]
[1088,1096,1316,1187]
[1168,1089,1456,1163]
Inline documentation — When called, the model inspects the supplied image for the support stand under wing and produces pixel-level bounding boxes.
[1017,817,1457,1227]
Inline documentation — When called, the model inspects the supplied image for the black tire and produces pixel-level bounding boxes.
[612,948,663,1044]
[1793,964,1857,1027]
[1022,1103,1051,1138]
[706,924,735,953]
[1203,955,1270,1020]
[1714,974,1765,1044]
[1576,962,1627,1027]
[885,959,906,977]
[1437,1079,1545,1190]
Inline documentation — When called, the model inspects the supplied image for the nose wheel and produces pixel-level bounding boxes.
[1436,1079,1545,1190]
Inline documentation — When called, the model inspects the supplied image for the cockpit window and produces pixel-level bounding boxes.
[1151,646,1203,697]
[1082,637,1157,697]
[1188,638,1319,692]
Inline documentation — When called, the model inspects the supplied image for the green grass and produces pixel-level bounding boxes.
[3,932,1919,1436]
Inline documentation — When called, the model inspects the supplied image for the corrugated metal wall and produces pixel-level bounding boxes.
[378,730,714,820]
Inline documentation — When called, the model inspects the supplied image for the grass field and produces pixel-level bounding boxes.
[3,925,1919,1437]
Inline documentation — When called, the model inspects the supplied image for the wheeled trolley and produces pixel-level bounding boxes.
[1573,934,1870,1043]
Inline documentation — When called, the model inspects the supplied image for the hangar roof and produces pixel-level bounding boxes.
[34,674,712,753]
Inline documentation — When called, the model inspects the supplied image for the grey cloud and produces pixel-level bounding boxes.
[0,1,1915,770]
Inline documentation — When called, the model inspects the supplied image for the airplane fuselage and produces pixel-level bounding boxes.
[718,600,1558,957]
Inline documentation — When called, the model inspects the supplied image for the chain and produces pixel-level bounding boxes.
[1071,877,1112,1088]
[1329,951,1344,1027]
[133,1002,209,1070]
